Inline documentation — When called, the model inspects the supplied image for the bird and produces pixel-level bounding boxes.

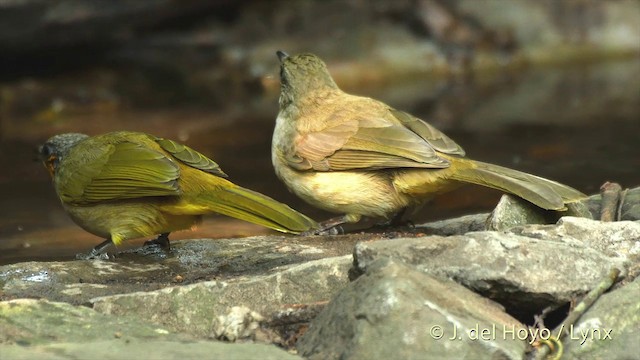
[271,51,586,233]
[39,131,317,258]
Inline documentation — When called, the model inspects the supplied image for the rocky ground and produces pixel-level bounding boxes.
[1,187,638,359]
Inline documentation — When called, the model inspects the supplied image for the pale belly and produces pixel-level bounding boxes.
[273,157,409,219]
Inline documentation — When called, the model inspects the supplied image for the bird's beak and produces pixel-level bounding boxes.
[276,50,289,62]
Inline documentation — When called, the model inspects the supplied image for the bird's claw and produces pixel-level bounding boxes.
[300,226,343,236]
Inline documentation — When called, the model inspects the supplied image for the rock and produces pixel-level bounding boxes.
[487,194,551,231]
[0,235,359,304]
[353,221,630,314]
[559,276,640,360]
[585,186,640,221]
[619,187,640,221]
[91,255,352,338]
[510,217,640,261]
[211,306,265,342]
[0,293,302,360]
[2,339,302,360]
[0,298,176,345]
[487,194,594,232]
[417,213,489,236]
[565,201,594,219]
[297,258,527,360]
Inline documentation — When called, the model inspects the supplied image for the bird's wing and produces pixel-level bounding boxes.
[289,107,463,171]
[154,137,228,178]
[390,109,465,156]
[58,141,181,204]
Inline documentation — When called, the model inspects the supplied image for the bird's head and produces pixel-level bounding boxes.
[276,51,338,107]
[39,133,89,177]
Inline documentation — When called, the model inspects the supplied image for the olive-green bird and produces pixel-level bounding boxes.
[272,51,587,232]
[39,131,317,258]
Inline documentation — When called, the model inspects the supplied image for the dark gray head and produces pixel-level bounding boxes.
[276,51,338,107]
[39,133,89,176]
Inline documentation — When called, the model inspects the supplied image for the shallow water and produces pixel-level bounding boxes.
[1,59,638,264]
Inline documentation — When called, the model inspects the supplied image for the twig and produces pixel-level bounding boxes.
[616,188,628,221]
[532,305,559,332]
[533,267,621,360]
[600,182,622,222]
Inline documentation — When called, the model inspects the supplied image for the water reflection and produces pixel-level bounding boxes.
[1,59,638,264]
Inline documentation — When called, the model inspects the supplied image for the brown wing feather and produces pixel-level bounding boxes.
[290,103,454,171]
[390,109,465,156]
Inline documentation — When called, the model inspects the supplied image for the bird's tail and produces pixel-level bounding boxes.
[190,185,317,234]
[447,158,587,210]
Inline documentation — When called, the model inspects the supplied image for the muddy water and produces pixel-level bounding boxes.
[1,59,639,264]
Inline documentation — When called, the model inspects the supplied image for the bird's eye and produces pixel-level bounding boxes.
[39,143,52,158]
[280,67,291,87]
[39,143,58,163]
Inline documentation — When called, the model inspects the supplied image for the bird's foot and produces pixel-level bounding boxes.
[375,219,415,230]
[143,233,171,250]
[301,214,360,236]
[301,226,343,236]
[76,238,113,260]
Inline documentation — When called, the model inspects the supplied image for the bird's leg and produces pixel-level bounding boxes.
[143,233,171,250]
[76,238,113,260]
[302,214,361,236]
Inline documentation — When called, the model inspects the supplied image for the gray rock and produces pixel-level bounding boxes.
[0,298,175,345]
[353,222,630,312]
[487,194,551,231]
[487,194,593,232]
[0,235,359,304]
[620,187,640,221]
[560,276,640,360]
[417,187,640,236]
[1,339,302,360]
[417,213,489,236]
[297,258,527,360]
[510,217,640,261]
[0,297,303,359]
[211,306,265,342]
[91,255,352,338]
[585,186,640,221]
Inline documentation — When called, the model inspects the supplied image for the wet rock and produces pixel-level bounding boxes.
[0,235,359,304]
[91,255,352,338]
[560,276,640,360]
[297,258,527,360]
[353,219,631,313]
